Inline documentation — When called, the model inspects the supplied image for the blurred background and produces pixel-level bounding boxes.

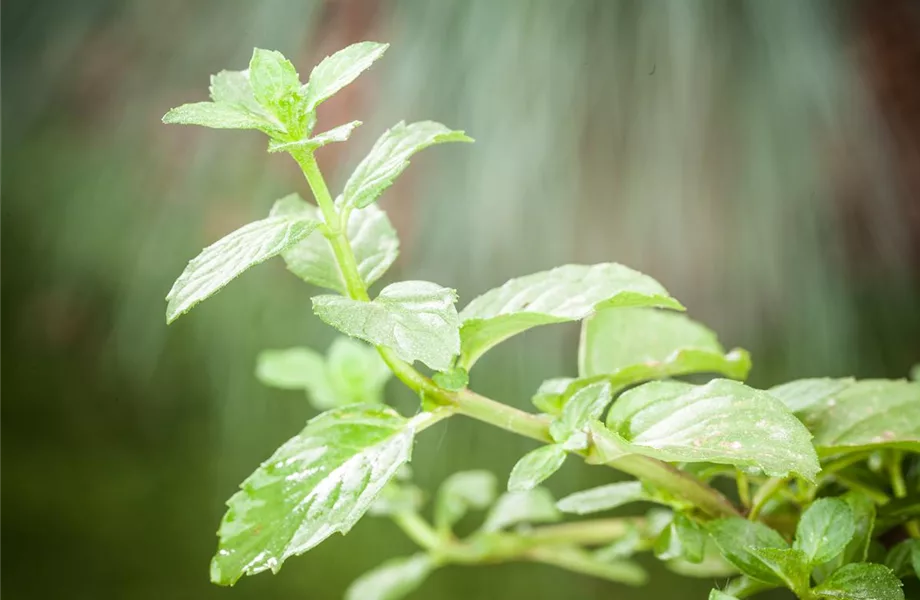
[3,1,920,598]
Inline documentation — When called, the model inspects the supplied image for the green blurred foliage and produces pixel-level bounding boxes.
[2,0,918,598]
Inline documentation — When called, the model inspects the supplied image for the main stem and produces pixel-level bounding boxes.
[294,150,740,521]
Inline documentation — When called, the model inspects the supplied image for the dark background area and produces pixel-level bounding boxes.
[3,1,919,598]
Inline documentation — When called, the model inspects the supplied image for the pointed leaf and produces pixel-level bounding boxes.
[344,553,433,600]
[607,379,820,480]
[556,481,647,515]
[210,405,414,585]
[794,498,855,565]
[481,488,561,532]
[770,378,920,454]
[435,470,497,530]
[343,120,473,209]
[304,42,388,112]
[166,214,319,323]
[814,563,904,600]
[312,281,460,371]
[508,444,567,492]
[459,263,684,369]
[549,381,612,443]
[272,194,399,294]
[210,69,261,110]
[531,377,574,415]
[162,102,279,132]
[578,307,751,388]
[249,48,300,114]
[268,120,362,153]
[707,518,791,585]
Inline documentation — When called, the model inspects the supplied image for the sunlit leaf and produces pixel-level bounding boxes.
[507,444,567,492]
[268,121,362,153]
[303,42,389,113]
[271,194,399,294]
[166,214,319,323]
[210,405,414,585]
[607,379,820,480]
[162,101,280,133]
[770,378,920,454]
[556,481,647,515]
[531,378,574,415]
[459,263,683,369]
[707,518,792,585]
[814,563,904,600]
[249,48,300,117]
[313,281,459,371]
[481,488,560,532]
[344,553,433,600]
[549,382,611,444]
[344,120,472,209]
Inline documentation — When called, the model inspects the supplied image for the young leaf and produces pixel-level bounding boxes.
[303,42,389,113]
[210,405,415,585]
[813,563,904,600]
[549,381,612,443]
[655,513,706,563]
[480,488,561,532]
[210,69,261,109]
[434,470,497,531]
[710,591,740,600]
[249,48,300,117]
[556,481,647,515]
[578,307,751,388]
[507,444,567,492]
[313,281,460,371]
[884,540,918,578]
[268,120,362,153]
[707,518,791,585]
[815,492,878,583]
[794,498,856,565]
[271,195,399,294]
[432,366,469,391]
[458,263,684,369]
[162,102,280,133]
[343,121,473,209]
[531,377,574,415]
[770,378,920,454]
[606,379,820,480]
[756,548,813,594]
[344,553,433,600]
[166,214,319,323]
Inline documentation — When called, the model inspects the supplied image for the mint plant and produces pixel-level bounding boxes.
[163,42,920,599]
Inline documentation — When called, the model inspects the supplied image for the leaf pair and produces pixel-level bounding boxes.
[256,336,391,409]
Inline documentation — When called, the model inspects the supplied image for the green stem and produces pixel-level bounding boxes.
[525,546,646,586]
[749,477,786,521]
[889,450,907,499]
[517,518,643,547]
[736,470,751,508]
[392,511,442,551]
[292,150,740,522]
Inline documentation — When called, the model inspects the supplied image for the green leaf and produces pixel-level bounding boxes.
[209,69,261,110]
[249,48,300,118]
[814,563,904,600]
[756,548,813,593]
[458,263,684,369]
[162,102,280,133]
[655,513,706,563]
[710,590,741,600]
[268,120,362,153]
[815,492,877,583]
[432,366,469,391]
[531,378,574,415]
[723,576,778,598]
[303,42,388,113]
[667,540,740,578]
[913,542,920,580]
[577,307,751,391]
[549,381,612,444]
[884,540,919,578]
[343,120,473,209]
[607,379,820,480]
[794,498,856,565]
[556,481,647,515]
[312,281,460,371]
[434,470,497,531]
[507,444,567,492]
[481,488,561,532]
[770,378,920,454]
[166,214,319,323]
[256,338,391,409]
[344,553,433,600]
[210,405,414,585]
[271,194,399,294]
[594,526,643,561]
[707,518,791,585]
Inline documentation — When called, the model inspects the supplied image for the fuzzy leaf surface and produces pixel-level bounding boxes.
[507,444,567,492]
[460,264,684,369]
[794,498,856,565]
[303,42,388,113]
[814,563,904,600]
[210,405,414,585]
